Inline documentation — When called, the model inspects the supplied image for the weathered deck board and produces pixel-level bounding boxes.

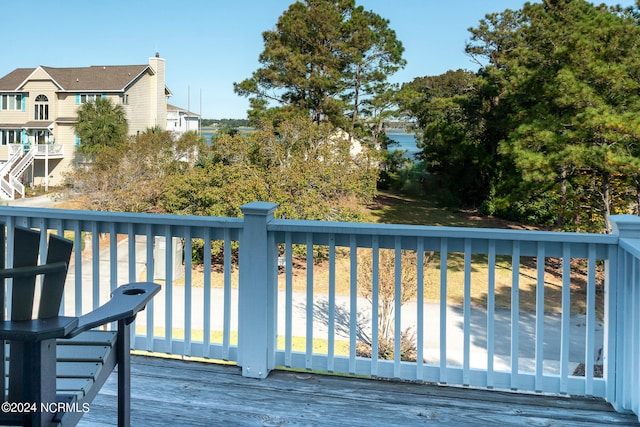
[79,355,638,426]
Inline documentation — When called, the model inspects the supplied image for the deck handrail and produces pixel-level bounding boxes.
[8,175,24,198]
[0,145,23,178]
[0,179,13,200]
[0,205,636,420]
[9,149,34,193]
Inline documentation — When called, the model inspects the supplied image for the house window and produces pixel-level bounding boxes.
[34,94,49,120]
[122,94,129,105]
[81,94,97,103]
[0,130,21,145]
[0,94,22,111]
[77,93,105,104]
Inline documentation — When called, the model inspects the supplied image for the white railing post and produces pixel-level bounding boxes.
[238,202,279,379]
[608,214,640,418]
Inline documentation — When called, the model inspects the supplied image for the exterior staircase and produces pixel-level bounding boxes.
[0,145,35,200]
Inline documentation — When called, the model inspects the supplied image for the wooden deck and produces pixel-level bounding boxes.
[78,355,639,426]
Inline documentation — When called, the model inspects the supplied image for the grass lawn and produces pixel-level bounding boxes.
[364,192,479,227]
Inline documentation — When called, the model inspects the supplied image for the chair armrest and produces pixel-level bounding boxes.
[67,282,160,338]
[0,262,68,280]
[0,316,78,341]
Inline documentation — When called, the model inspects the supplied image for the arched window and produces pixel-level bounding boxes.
[34,94,48,120]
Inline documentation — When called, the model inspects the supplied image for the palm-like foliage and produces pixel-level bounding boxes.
[75,98,128,157]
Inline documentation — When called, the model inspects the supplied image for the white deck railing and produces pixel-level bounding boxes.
[32,144,63,158]
[0,204,638,419]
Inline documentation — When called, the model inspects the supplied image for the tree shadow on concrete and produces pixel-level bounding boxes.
[306,298,372,344]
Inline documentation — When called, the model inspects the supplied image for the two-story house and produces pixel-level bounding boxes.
[0,54,170,198]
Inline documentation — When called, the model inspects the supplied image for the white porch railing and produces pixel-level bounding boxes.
[32,144,63,158]
[0,204,638,419]
[9,143,63,158]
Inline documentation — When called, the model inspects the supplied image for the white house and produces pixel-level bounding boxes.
[166,104,200,137]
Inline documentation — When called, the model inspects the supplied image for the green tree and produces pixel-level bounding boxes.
[484,0,640,230]
[398,70,493,206]
[342,7,405,134]
[405,0,640,231]
[74,97,128,157]
[234,0,405,134]
[358,82,402,149]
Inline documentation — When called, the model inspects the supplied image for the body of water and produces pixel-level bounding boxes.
[386,131,418,156]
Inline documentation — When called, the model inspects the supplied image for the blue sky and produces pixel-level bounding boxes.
[1,0,634,119]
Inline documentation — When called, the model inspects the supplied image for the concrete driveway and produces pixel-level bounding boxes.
[5,194,60,208]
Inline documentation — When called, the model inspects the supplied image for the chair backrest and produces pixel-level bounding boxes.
[8,226,73,321]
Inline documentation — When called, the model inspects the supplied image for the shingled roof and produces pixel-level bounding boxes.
[0,68,33,91]
[167,103,201,118]
[0,64,150,92]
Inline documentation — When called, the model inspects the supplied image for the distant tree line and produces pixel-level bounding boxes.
[201,118,250,128]
[201,118,412,131]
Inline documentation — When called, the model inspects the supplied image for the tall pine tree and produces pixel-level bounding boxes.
[234,0,405,139]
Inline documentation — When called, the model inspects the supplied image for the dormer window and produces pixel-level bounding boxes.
[34,94,48,120]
